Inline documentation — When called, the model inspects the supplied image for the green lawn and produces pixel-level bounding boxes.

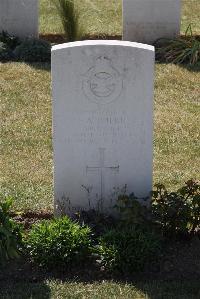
[0,2,199,212]
[0,280,200,299]
[39,0,200,35]
[39,0,122,35]
[1,62,199,212]
[0,1,200,298]
[0,1,199,210]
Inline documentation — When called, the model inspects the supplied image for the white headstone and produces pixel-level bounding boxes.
[123,0,181,44]
[0,0,38,38]
[52,40,155,215]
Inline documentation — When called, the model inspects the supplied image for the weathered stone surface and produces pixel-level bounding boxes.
[0,0,38,38]
[123,0,181,44]
[52,40,155,214]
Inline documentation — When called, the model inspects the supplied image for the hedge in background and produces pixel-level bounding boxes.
[14,38,51,62]
[0,31,51,62]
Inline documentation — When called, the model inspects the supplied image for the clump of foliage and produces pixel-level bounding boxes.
[25,216,92,268]
[0,31,21,61]
[155,25,200,65]
[152,179,200,236]
[0,42,13,61]
[97,226,161,273]
[52,0,83,41]
[0,31,51,62]
[14,38,51,62]
[0,196,22,264]
[114,180,199,237]
[0,31,21,50]
[73,209,117,238]
[114,185,151,227]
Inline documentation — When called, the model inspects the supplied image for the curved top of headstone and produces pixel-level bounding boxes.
[52,40,154,53]
[52,38,155,214]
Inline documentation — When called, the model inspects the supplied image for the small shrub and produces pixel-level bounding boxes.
[53,0,83,41]
[0,196,22,264]
[155,25,200,65]
[25,216,92,268]
[152,179,200,236]
[0,42,14,62]
[0,31,21,50]
[14,38,51,62]
[114,185,151,227]
[97,227,161,273]
[73,209,117,238]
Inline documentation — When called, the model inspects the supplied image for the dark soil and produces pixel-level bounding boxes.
[39,33,122,44]
[2,211,200,283]
[39,33,67,44]
[39,33,200,45]
[11,210,53,230]
[1,236,200,283]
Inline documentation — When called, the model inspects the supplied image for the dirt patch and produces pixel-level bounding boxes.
[11,211,53,230]
[1,237,200,283]
[39,33,122,44]
[39,33,67,44]
[39,33,200,45]
[3,211,200,283]
[154,236,200,280]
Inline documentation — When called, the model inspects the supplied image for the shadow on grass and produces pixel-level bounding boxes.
[155,60,200,72]
[1,278,199,299]
[1,256,200,299]
[0,282,51,299]
[40,32,122,43]
[25,62,51,71]
[179,63,200,72]
[133,280,200,299]
[0,60,51,71]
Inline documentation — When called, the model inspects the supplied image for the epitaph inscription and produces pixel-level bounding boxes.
[65,111,134,145]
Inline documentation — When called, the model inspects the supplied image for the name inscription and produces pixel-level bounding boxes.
[65,110,134,145]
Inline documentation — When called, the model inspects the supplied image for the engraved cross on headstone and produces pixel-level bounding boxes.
[86,148,119,208]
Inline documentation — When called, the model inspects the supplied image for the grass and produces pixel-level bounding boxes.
[1,62,199,212]
[181,0,200,34]
[0,1,200,298]
[0,280,200,299]
[39,0,121,36]
[39,0,200,36]
[153,64,199,186]
[0,63,52,211]
[51,0,83,41]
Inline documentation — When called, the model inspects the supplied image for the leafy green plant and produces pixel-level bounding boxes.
[114,185,151,227]
[14,38,51,62]
[0,195,22,264]
[25,216,92,268]
[155,25,200,65]
[97,227,161,273]
[74,209,117,238]
[52,0,83,41]
[152,179,200,236]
